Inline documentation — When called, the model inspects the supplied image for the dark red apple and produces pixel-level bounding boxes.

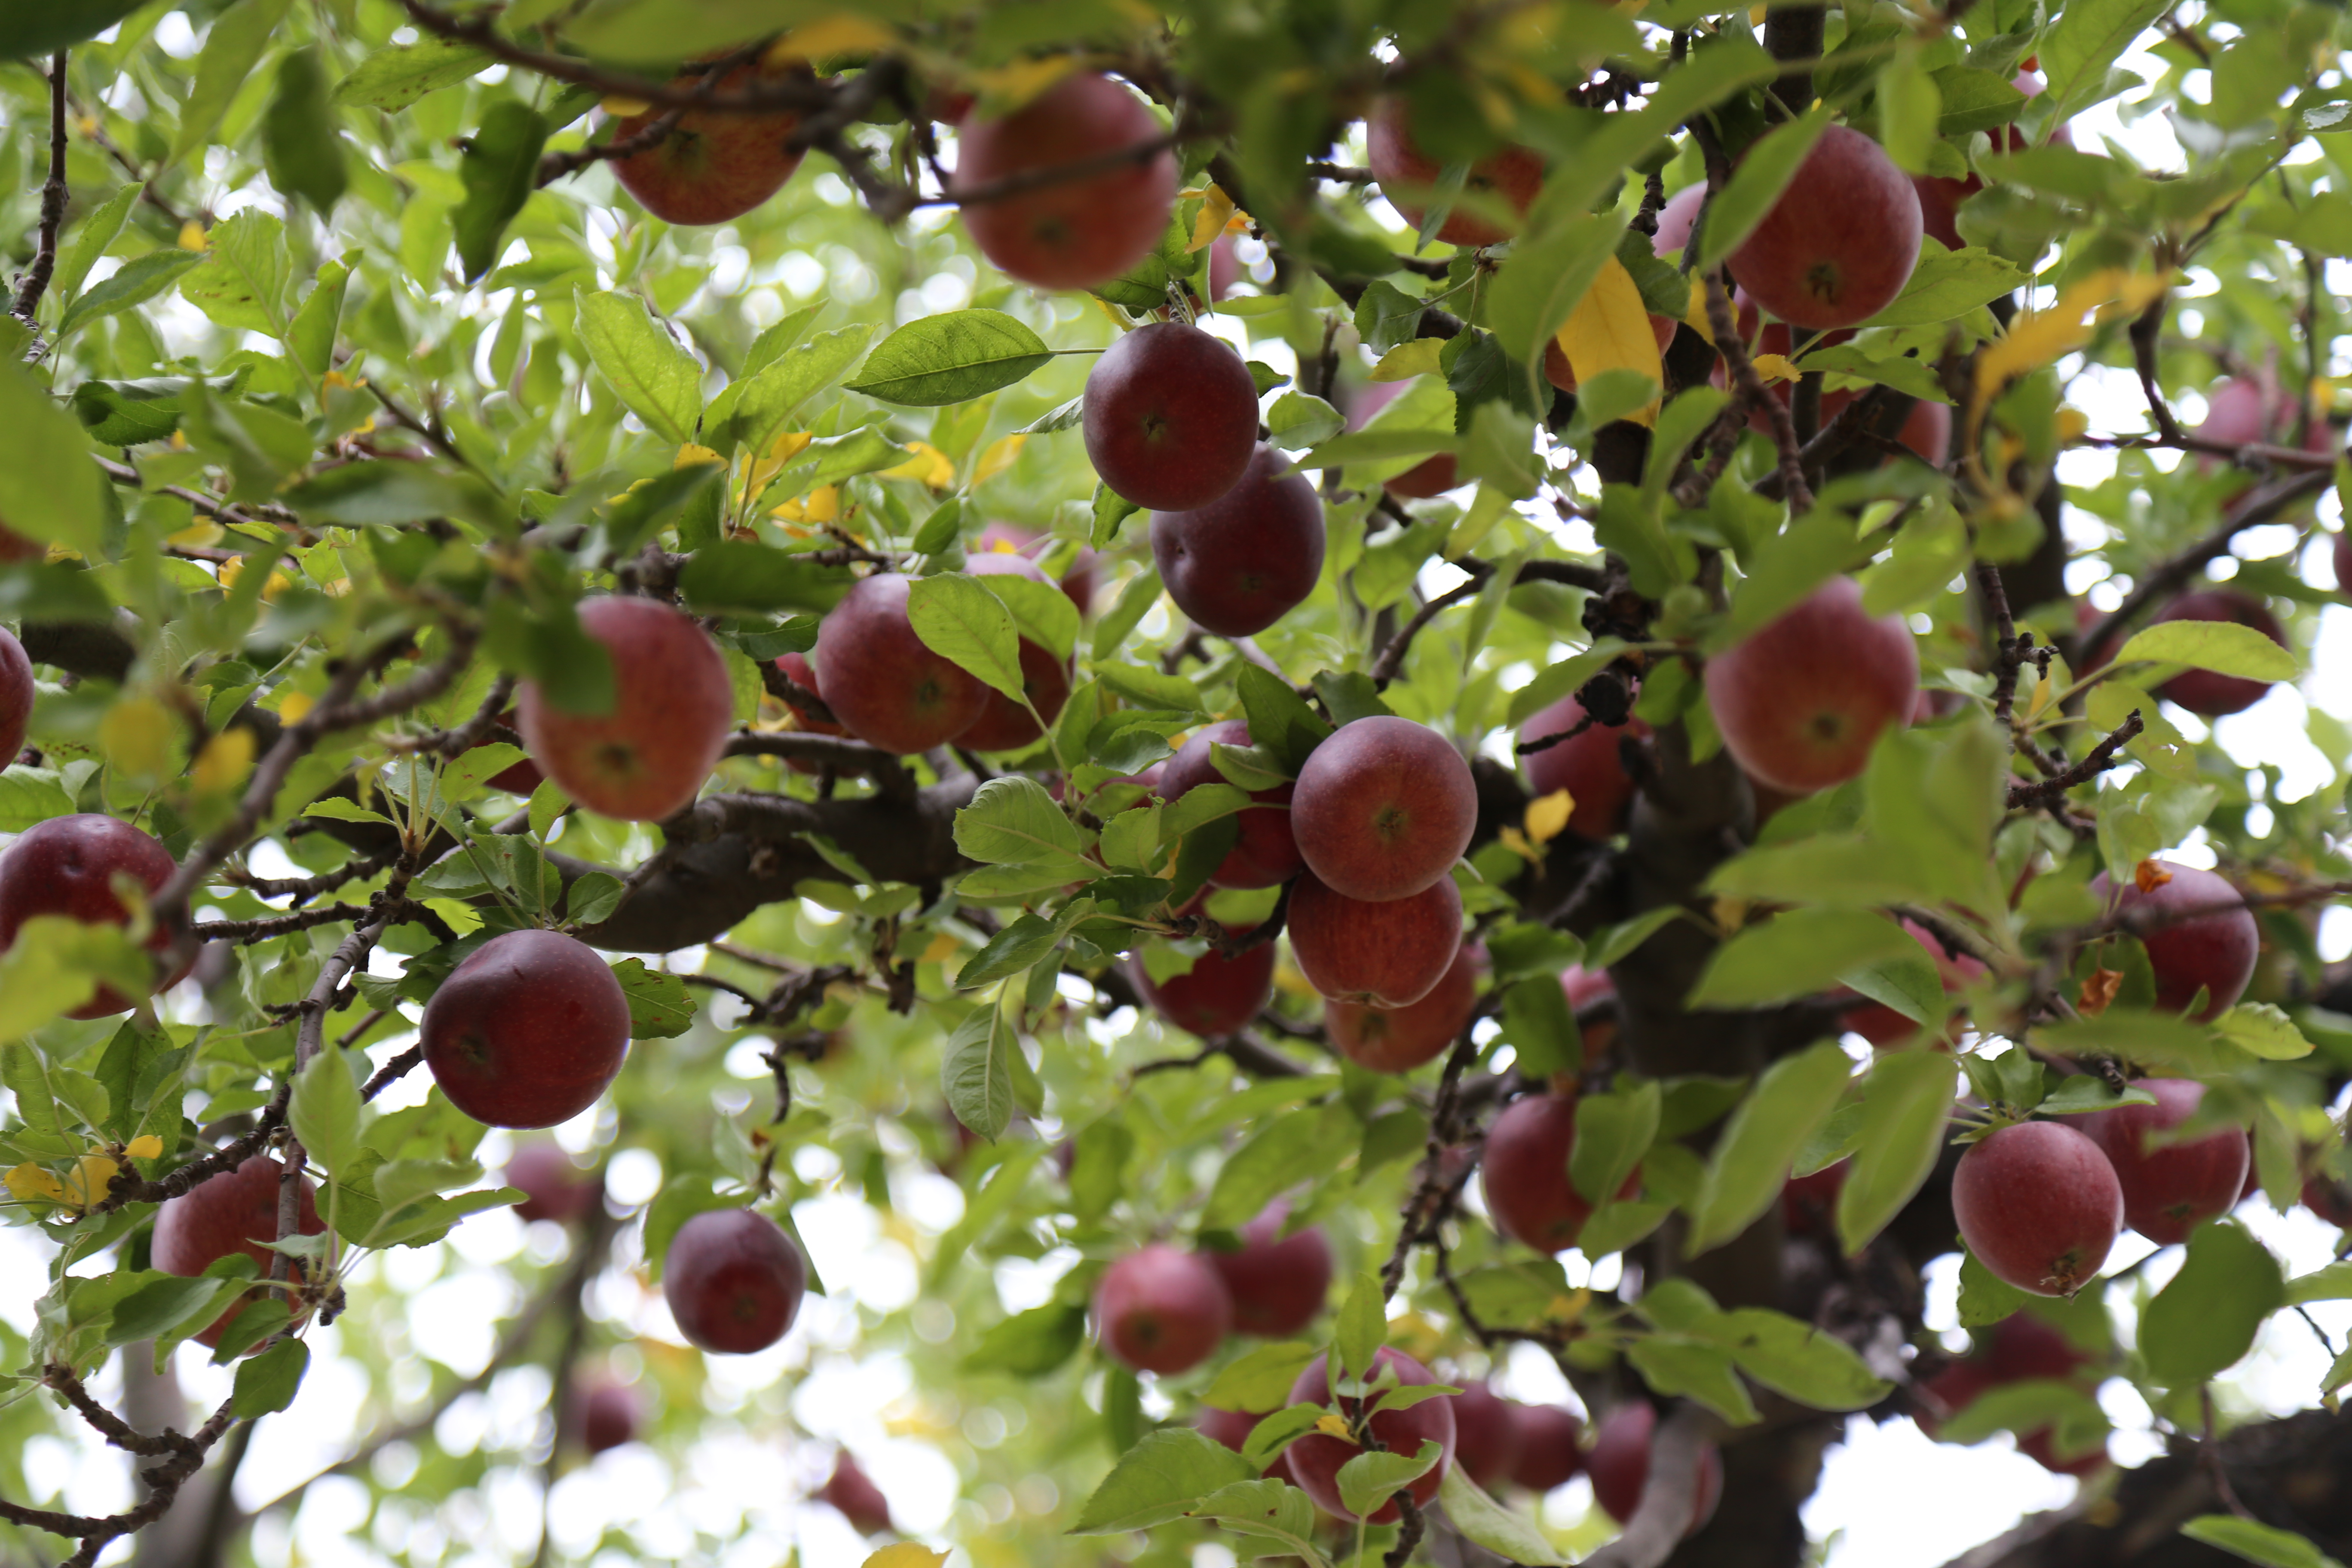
[769,650,846,776]
[1586,1403,1723,1534]
[1952,1120,2123,1296]
[1200,1201,1333,1337]
[951,72,1177,291]
[577,1378,641,1453]
[1291,716,1476,902]
[1151,444,1326,638]
[1285,1347,1458,1523]
[2089,860,2257,1021]
[1703,575,1918,795]
[1979,1312,2094,1384]
[1130,935,1277,1038]
[812,573,990,754]
[0,813,190,1019]
[1727,125,1922,331]
[1083,321,1261,511]
[1198,1403,1265,1455]
[959,553,1073,752]
[505,1142,601,1225]
[1510,1403,1585,1491]
[1157,719,1304,888]
[1327,941,1482,1073]
[1519,693,1650,841]
[0,626,30,765]
[518,596,733,821]
[2076,1078,2248,1245]
[1840,917,1989,1046]
[152,1155,324,1349]
[2145,589,2288,717]
[2303,1174,2352,1229]
[663,1207,806,1354]
[0,522,42,562]
[1366,97,1542,248]
[1481,1093,1635,1254]
[1780,1160,1848,1236]
[1449,1384,1526,1491]
[821,1451,894,1534]
[1095,1243,1233,1375]
[974,521,1098,612]
[610,67,804,226]
[1561,965,1619,1055]
[422,929,631,1130]
[1287,872,1463,1008]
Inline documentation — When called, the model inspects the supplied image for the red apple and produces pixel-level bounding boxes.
[1952,1121,2123,1296]
[663,1207,806,1354]
[518,597,733,821]
[1208,235,1243,301]
[951,72,1177,291]
[577,1378,641,1454]
[1284,1347,1458,1523]
[609,67,804,227]
[1650,184,1707,254]
[1200,1201,1333,1338]
[2076,1078,2248,1245]
[2145,589,2287,717]
[1366,97,1542,248]
[1083,321,1261,511]
[820,1451,895,1534]
[812,573,990,754]
[974,521,1098,612]
[421,929,631,1130]
[2334,532,2352,600]
[1481,1093,1636,1254]
[1511,1403,1585,1491]
[1728,125,1921,331]
[1450,1384,1526,1491]
[1586,1403,1723,1534]
[2089,860,2257,1021]
[1287,872,1463,1008]
[1327,941,1482,1073]
[1917,1314,2104,1476]
[1130,935,1277,1038]
[1151,444,1326,638]
[1912,72,2067,251]
[1519,693,1650,841]
[1779,1160,1848,1236]
[1095,1242,1233,1375]
[1703,576,1918,795]
[0,522,43,562]
[0,626,30,765]
[504,1142,601,1225]
[1157,719,1304,888]
[152,1155,325,1349]
[958,553,1073,752]
[769,650,846,776]
[1840,917,1988,1046]
[0,813,191,1019]
[1198,1403,1264,1455]
[1561,965,1619,1055]
[1349,380,1457,499]
[1291,716,1476,902]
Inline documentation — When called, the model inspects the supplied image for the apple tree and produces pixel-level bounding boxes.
[1,1,2350,1566]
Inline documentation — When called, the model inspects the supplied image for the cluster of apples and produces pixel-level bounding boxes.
[1094,1202,1335,1375]
[1916,1312,2109,1477]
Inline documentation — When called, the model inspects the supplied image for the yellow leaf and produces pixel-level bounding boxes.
[277,690,315,726]
[773,485,840,524]
[741,430,815,502]
[766,15,899,65]
[101,695,178,780]
[1188,185,1236,254]
[125,1135,164,1161]
[863,1545,949,1568]
[1977,269,2171,398]
[1314,1412,1359,1441]
[2056,407,2089,444]
[600,95,652,118]
[1680,287,1717,345]
[1225,208,1252,236]
[218,556,294,600]
[971,56,1079,116]
[1560,256,1663,428]
[1525,788,1575,843]
[63,1155,117,1208]
[190,727,255,796]
[5,1163,66,1204]
[1371,340,1445,382]
[968,434,1028,488]
[881,441,956,489]
[169,519,225,550]
[676,442,724,469]
[1748,352,1801,384]
[920,930,961,965]
[178,220,208,251]
[1495,824,1540,864]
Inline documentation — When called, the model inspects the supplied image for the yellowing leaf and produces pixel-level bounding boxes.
[773,485,840,523]
[1749,352,1801,384]
[1313,1412,1358,1442]
[219,557,294,600]
[600,95,652,118]
[178,220,208,251]
[1188,184,1237,254]
[170,520,225,549]
[126,1135,164,1161]
[971,56,1079,116]
[766,15,899,65]
[1525,787,1575,843]
[63,1155,117,1208]
[1495,824,1541,864]
[277,690,315,725]
[882,441,956,488]
[1681,287,1716,345]
[101,695,178,780]
[920,930,962,965]
[1560,256,1662,427]
[1372,340,1445,382]
[676,442,724,469]
[2056,407,2089,444]
[863,1547,949,1568]
[191,727,255,796]
[5,1163,66,1203]
[1976,269,2171,397]
[968,433,1027,487]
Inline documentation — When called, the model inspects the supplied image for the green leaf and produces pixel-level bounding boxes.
[1686,1042,1852,1256]
[575,287,704,447]
[1239,1404,1326,1470]
[172,0,294,168]
[2140,1221,2285,1387]
[0,0,149,58]
[1689,909,1915,1009]
[907,572,1027,702]
[609,959,696,1039]
[1572,1080,1659,1205]
[963,1301,1087,1378]
[2212,1002,2314,1061]
[957,913,1060,989]
[2180,1517,2346,1568]
[1266,392,1344,449]
[1336,1440,1441,1521]
[0,766,77,831]
[1234,665,1334,775]
[231,1338,309,1418]
[57,250,204,340]
[1692,110,1831,275]
[1206,1108,1345,1231]
[1501,973,1582,1078]
[453,102,548,281]
[1835,1051,1958,1255]
[283,460,499,526]
[1185,1477,1324,1554]
[1071,1428,1257,1534]
[1860,245,2029,328]
[1204,1341,1320,1415]
[1956,1247,2032,1326]
[289,1049,362,1180]
[263,46,348,214]
[181,210,291,337]
[2114,619,2298,683]
[1715,1307,1892,1410]
[954,776,1097,879]
[1626,1336,1759,1424]
[845,310,1054,406]
[331,35,491,111]
[49,182,142,311]
[1437,1462,1566,1565]
[0,362,107,555]
[1335,1268,1386,1384]
[2037,0,2172,126]
[942,1001,1019,1141]
[705,325,873,458]
[1488,209,1627,368]
[979,571,1082,663]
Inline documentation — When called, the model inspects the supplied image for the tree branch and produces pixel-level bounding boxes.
[2079,466,2334,655]
[10,53,69,326]
[1578,1404,1719,1568]
[1706,270,1813,513]
[2006,711,2142,810]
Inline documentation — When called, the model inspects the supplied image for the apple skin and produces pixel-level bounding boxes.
[1519,693,1651,841]
[1083,322,1261,511]
[1650,184,1707,254]
[518,597,734,822]
[421,929,632,1130]
[2145,589,2287,717]
[1200,1201,1334,1338]
[1779,1159,1849,1236]
[1131,936,1277,1038]
[1157,719,1305,888]
[1481,1093,1636,1254]
[0,626,31,765]
[577,1378,641,1454]
[813,573,991,755]
[1917,1314,2106,1476]
[663,1207,807,1354]
[1285,1348,1458,1523]
[1366,98,1542,248]
[1095,1242,1234,1375]
[0,813,192,1019]
[958,553,1073,752]
[770,650,847,776]
[1198,1404,1265,1456]
[504,1143,601,1225]
[974,521,1098,612]
[1510,1403,1585,1491]
[1952,1120,2124,1296]
[1349,380,1457,499]
[1561,964,1619,1055]
[1449,1384,1526,1491]
[1292,717,1477,903]
[821,1451,895,1534]
[1841,917,1988,1046]
[951,72,1177,291]
[1328,942,1482,1073]
[1208,235,1243,300]
[1288,871,1463,1009]
[1586,1403,1724,1534]
[610,67,804,226]
[151,1155,325,1349]
[1703,575,1918,795]
[2088,860,2257,1021]
[1727,125,1923,332]
[2076,1078,2248,1245]
[1152,445,1326,639]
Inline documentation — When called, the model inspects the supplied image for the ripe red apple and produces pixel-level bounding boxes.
[1287,871,1463,1008]
[1779,1159,1849,1236]
[0,522,43,562]
[813,573,990,754]
[1157,719,1304,888]
[1703,575,1918,795]
[152,1155,325,1349]
[1327,941,1482,1073]
[1952,1120,2123,1296]
[478,709,545,795]
[576,1377,641,1454]
[1481,1093,1636,1254]
[1727,125,1922,331]
[2190,376,2332,464]
[1980,1311,2094,1383]
[951,72,1177,291]
[2076,1078,2248,1245]
[958,553,1073,752]
[1586,1403,1723,1534]
[1095,1242,1233,1375]
[1291,717,1476,902]
[504,1142,601,1225]
[1208,234,1242,300]
[0,813,191,1019]
[1519,693,1650,841]
[1285,1347,1458,1523]
[2303,1174,2352,1229]
[1449,1384,1526,1491]
[422,929,631,1130]
[1200,1201,1333,1337]
[1912,72,2068,250]
[518,597,733,821]
[1917,1314,2104,1476]
[1840,918,1989,1046]
[1152,444,1326,638]
[1511,1403,1585,1491]
[1083,322,1261,511]
[821,1451,894,1534]
[1650,184,1707,254]
[974,521,1099,612]
[1366,97,1542,248]
[769,650,847,776]
[609,67,804,226]
[2089,860,2257,1021]
[663,1207,806,1354]
[1198,1403,1265,1455]
[0,626,30,765]
[1350,380,1458,499]
[1130,935,1277,1038]
[1561,964,1619,1054]
[2145,589,2287,716]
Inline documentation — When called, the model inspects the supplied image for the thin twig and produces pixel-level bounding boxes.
[2005,712,2142,809]
[10,53,69,325]
[1706,270,1813,512]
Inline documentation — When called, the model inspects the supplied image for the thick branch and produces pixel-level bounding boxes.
[10,53,68,325]
[1706,271,1813,513]
[1581,1405,1720,1568]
